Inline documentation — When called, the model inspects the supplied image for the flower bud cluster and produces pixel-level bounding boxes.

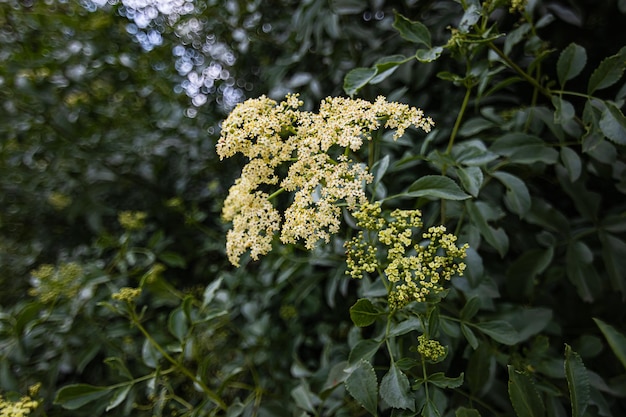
[345,205,468,309]
[29,262,84,303]
[112,287,142,303]
[0,392,39,417]
[417,334,447,362]
[218,95,434,266]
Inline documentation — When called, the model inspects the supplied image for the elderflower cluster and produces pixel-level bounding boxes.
[345,205,468,310]
[112,287,142,303]
[417,334,447,362]
[218,94,434,266]
[509,0,527,13]
[0,390,39,417]
[29,262,84,303]
[118,210,147,231]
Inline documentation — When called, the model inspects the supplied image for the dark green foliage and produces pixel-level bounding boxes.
[2,0,626,416]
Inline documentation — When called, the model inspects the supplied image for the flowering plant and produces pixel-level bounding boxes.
[218,94,471,413]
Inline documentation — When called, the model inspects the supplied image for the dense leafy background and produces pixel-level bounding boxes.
[1,0,626,416]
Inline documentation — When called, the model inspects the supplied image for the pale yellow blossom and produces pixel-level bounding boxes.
[218,94,434,266]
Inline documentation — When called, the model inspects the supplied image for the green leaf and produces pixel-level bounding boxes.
[462,323,479,349]
[348,339,383,366]
[330,0,366,14]
[593,318,626,371]
[374,55,409,72]
[371,55,410,84]
[467,344,496,395]
[491,171,531,217]
[560,147,582,182]
[372,154,390,186]
[557,43,587,86]
[104,357,133,380]
[168,306,189,342]
[428,372,464,389]
[506,248,554,300]
[345,359,378,416]
[159,251,186,268]
[380,363,415,411]
[456,407,482,417]
[106,385,132,412]
[566,241,597,302]
[349,298,381,327]
[587,47,626,94]
[343,67,377,97]
[54,384,112,410]
[423,398,442,417]
[406,175,470,200]
[599,101,626,145]
[416,47,443,63]
[474,321,519,345]
[141,339,162,368]
[508,366,546,417]
[458,3,481,32]
[457,166,483,197]
[564,344,590,417]
[392,12,431,47]
[201,277,223,307]
[460,297,481,321]
[465,200,509,257]
[291,383,318,413]
[490,133,559,165]
[598,232,626,296]
[552,96,576,125]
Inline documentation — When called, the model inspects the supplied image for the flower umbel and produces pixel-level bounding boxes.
[218,94,434,266]
[29,262,84,303]
[346,207,468,309]
[0,393,39,417]
[417,334,447,362]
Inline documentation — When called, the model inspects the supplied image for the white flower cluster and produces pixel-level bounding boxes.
[218,94,434,266]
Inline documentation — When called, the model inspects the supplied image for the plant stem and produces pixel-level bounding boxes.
[129,308,228,411]
[487,42,551,99]
[447,86,472,155]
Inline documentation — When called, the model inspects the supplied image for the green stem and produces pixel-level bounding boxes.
[267,188,285,200]
[441,85,472,223]
[447,85,473,155]
[487,42,551,99]
[129,308,228,411]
